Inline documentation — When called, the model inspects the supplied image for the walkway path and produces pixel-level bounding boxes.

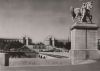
[0,60,100,71]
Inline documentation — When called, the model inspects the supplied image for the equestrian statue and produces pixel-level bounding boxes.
[70,1,93,23]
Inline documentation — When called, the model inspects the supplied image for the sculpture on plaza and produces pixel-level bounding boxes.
[70,1,93,23]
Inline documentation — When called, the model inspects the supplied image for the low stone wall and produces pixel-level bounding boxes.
[0,53,9,66]
[9,58,71,66]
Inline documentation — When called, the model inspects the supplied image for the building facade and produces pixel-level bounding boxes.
[0,36,32,45]
[44,36,71,50]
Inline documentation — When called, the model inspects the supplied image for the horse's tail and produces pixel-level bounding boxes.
[70,6,75,18]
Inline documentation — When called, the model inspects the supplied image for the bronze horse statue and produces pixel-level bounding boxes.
[70,1,93,23]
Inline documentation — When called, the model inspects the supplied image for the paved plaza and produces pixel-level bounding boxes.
[0,60,100,71]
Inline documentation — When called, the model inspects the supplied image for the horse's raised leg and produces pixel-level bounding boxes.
[72,17,75,22]
[80,9,86,23]
[89,15,92,23]
[80,16,83,23]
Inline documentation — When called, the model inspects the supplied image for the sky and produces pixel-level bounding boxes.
[0,0,99,42]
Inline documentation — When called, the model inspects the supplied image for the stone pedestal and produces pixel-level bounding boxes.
[71,23,100,64]
[0,53,9,66]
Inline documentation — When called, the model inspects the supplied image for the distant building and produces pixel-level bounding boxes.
[0,36,33,46]
[44,36,55,47]
[0,38,23,43]
[23,36,32,45]
[44,36,71,50]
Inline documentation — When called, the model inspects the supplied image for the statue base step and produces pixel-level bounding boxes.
[70,50,100,65]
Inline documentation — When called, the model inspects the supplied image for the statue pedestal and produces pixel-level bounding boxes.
[70,23,100,64]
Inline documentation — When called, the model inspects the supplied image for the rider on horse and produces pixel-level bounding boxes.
[70,1,93,23]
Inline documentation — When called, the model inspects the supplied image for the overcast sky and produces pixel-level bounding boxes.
[0,0,99,42]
